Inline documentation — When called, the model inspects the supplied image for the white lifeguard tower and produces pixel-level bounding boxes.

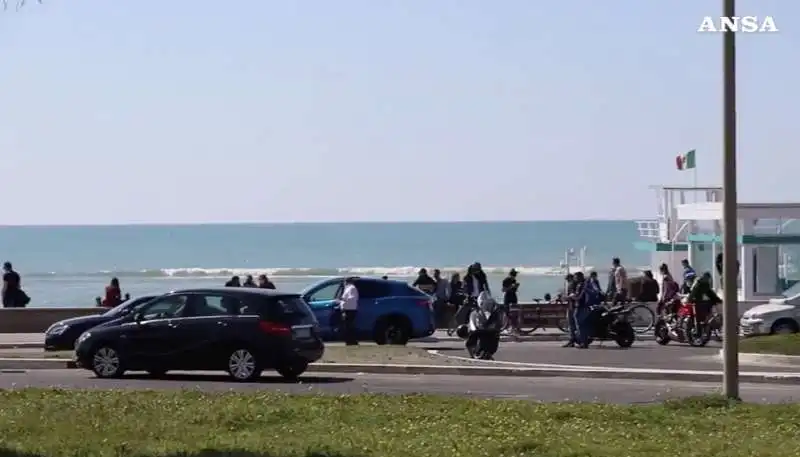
[634,186,800,303]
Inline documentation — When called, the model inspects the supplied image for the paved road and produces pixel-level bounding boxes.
[431,339,800,372]
[1,369,797,404]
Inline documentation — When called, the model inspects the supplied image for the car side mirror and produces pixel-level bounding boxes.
[134,312,143,324]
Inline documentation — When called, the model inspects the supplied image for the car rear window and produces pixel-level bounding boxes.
[355,280,392,299]
[250,295,317,325]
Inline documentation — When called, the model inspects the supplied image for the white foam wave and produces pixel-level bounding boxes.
[25,265,650,279]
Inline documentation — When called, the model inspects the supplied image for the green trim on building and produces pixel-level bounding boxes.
[742,235,800,244]
[634,241,689,252]
[687,233,800,244]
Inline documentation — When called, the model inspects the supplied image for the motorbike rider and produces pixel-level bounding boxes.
[687,271,721,324]
[657,263,680,316]
[465,292,501,358]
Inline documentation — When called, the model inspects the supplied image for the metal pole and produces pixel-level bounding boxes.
[721,0,739,400]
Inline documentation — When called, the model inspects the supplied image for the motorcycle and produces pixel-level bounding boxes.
[654,298,711,347]
[455,294,502,359]
[583,304,636,348]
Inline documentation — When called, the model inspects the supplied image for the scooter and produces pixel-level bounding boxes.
[455,294,503,360]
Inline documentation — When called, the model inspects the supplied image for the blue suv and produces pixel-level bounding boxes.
[301,276,435,345]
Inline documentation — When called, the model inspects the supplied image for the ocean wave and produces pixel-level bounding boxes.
[24,265,649,280]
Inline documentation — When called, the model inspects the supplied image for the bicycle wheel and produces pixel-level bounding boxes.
[513,307,538,335]
[556,317,569,333]
[628,303,656,334]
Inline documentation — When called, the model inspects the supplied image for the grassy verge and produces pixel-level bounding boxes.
[740,333,800,356]
[0,390,798,457]
[0,346,480,365]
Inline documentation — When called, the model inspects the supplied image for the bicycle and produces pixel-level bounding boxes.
[501,299,569,335]
[619,299,656,334]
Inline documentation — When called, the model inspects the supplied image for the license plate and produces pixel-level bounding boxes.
[293,327,311,338]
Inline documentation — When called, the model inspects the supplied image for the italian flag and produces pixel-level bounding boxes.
[676,149,696,170]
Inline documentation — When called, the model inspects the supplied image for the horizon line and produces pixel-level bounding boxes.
[0,218,643,228]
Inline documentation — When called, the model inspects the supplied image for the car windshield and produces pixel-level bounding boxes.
[782,281,800,299]
[104,296,154,317]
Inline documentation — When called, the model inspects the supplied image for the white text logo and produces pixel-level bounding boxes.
[697,16,779,33]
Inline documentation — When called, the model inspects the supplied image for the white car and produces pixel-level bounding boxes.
[739,287,800,337]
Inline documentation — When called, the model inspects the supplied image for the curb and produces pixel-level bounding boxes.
[0,342,47,350]
[1,358,797,385]
[306,363,800,384]
[718,349,800,367]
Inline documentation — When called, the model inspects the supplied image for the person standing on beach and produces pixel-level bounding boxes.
[2,262,29,308]
[338,277,360,346]
[257,274,276,289]
[225,276,241,287]
[242,275,257,287]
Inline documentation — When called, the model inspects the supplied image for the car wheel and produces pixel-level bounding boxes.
[771,319,799,335]
[226,347,263,382]
[91,345,126,379]
[276,362,308,381]
[375,317,410,345]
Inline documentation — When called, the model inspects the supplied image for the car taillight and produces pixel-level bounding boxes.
[259,321,291,335]
[417,299,433,310]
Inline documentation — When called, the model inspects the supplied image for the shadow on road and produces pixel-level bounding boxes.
[0,449,364,457]
[111,374,353,384]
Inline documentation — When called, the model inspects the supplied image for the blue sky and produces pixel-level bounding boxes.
[0,0,796,224]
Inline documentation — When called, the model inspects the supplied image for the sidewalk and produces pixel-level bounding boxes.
[0,333,44,347]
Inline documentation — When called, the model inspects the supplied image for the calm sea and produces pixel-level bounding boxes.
[0,221,648,307]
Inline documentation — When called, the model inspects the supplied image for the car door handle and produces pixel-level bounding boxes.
[217,321,228,327]
[167,323,179,329]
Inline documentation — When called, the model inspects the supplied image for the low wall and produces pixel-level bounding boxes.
[0,299,767,334]
[0,308,104,333]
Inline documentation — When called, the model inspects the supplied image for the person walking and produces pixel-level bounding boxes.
[338,277,360,346]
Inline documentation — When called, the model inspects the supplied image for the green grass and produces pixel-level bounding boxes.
[0,390,798,457]
[739,333,800,355]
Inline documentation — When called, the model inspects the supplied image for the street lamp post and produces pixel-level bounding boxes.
[721,0,740,400]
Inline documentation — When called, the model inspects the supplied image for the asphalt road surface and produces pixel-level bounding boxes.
[428,339,800,372]
[1,369,798,404]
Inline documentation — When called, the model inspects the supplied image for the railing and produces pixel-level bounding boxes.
[636,220,661,240]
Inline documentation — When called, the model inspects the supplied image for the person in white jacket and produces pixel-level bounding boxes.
[338,277,360,346]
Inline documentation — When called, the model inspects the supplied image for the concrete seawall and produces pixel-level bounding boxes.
[0,300,765,334]
[0,308,104,333]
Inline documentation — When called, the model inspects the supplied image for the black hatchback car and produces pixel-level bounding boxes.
[74,287,323,381]
[45,295,158,351]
